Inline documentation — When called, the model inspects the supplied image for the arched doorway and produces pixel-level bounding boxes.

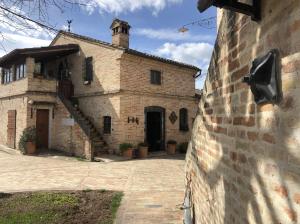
[144,106,165,151]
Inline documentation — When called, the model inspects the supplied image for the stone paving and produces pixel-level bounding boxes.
[0,146,185,224]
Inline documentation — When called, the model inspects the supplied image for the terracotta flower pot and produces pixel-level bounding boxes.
[26,142,36,155]
[139,147,148,158]
[122,148,133,158]
[167,144,176,155]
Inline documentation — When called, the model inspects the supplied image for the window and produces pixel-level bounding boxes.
[2,68,13,84]
[16,64,26,80]
[150,70,161,85]
[179,108,189,132]
[103,116,111,134]
[34,62,44,75]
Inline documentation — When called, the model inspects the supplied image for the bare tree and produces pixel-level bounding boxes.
[0,0,91,52]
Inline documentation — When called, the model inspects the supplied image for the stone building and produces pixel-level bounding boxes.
[185,0,300,223]
[0,19,199,160]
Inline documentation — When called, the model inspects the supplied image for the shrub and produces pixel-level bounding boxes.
[167,140,177,145]
[119,143,133,152]
[178,142,189,154]
[18,127,36,154]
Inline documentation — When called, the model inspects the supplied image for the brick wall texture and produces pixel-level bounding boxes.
[185,1,300,224]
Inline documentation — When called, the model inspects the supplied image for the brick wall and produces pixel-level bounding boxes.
[120,53,196,97]
[51,97,91,159]
[0,97,28,148]
[185,1,300,223]
[120,94,197,150]
[52,34,123,95]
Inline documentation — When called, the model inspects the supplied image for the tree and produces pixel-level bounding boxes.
[0,0,89,51]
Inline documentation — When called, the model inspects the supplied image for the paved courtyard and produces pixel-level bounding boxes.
[0,146,185,224]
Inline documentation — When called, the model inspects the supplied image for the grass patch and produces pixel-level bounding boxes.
[0,191,123,224]
[111,192,124,220]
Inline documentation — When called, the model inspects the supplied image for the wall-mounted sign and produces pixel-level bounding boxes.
[62,118,75,126]
[169,112,178,124]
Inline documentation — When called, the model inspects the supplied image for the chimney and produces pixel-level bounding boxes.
[110,19,131,48]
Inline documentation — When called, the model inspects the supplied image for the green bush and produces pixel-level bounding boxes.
[178,142,189,154]
[18,127,36,154]
[167,140,177,145]
[119,143,133,152]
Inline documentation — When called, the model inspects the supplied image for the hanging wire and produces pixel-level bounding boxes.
[178,16,217,32]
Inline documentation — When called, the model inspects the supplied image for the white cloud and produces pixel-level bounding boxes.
[156,42,213,69]
[134,28,214,42]
[155,42,213,89]
[0,33,51,57]
[80,0,182,15]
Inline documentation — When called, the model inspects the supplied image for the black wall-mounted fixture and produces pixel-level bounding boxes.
[243,49,281,105]
[198,0,261,21]
[128,117,139,125]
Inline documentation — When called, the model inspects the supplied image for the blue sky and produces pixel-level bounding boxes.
[0,0,217,88]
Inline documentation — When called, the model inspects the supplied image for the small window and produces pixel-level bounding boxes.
[103,116,111,134]
[179,108,189,132]
[150,70,161,85]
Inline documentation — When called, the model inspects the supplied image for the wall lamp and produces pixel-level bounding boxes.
[243,49,281,105]
[198,0,261,21]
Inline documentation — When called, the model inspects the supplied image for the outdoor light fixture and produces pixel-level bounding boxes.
[243,49,281,105]
[198,0,261,21]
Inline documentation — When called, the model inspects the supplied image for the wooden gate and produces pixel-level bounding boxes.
[7,110,16,149]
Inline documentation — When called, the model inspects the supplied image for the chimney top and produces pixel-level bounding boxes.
[110,18,131,48]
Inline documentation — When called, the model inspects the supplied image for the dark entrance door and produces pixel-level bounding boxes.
[145,107,165,151]
[58,61,74,99]
[36,109,49,149]
[7,110,16,149]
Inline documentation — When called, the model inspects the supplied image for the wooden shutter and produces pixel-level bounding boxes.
[150,70,161,85]
[85,57,93,81]
[103,116,111,134]
[179,108,189,132]
[7,110,17,148]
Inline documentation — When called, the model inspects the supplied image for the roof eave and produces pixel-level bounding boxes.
[124,49,200,71]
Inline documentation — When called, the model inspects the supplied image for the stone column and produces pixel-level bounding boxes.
[11,64,16,81]
[0,68,3,84]
[25,57,35,79]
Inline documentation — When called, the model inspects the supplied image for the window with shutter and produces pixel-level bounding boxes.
[150,70,161,85]
[179,108,189,132]
[103,116,111,134]
[85,57,93,82]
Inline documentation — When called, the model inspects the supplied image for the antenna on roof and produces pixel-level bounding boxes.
[67,20,73,32]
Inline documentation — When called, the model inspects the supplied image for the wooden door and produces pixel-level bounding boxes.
[36,109,49,149]
[7,110,16,149]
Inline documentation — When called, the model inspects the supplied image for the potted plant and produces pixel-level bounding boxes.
[166,140,177,155]
[138,142,148,158]
[18,127,37,155]
[119,143,133,159]
[178,142,189,154]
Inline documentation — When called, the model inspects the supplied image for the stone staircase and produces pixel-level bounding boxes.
[59,95,109,159]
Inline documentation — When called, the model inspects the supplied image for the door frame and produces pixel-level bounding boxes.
[144,106,165,151]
